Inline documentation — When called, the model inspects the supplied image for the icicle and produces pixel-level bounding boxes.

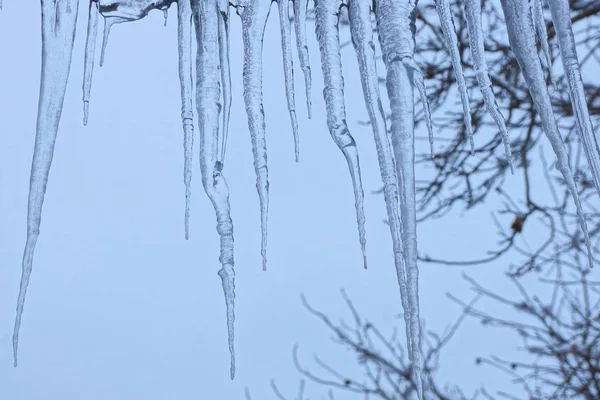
[314,0,367,269]
[547,0,600,201]
[218,0,232,164]
[434,0,475,155]
[99,16,116,67]
[500,0,594,268]
[164,8,168,26]
[14,0,80,367]
[178,0,194,240]
[347,0,406,284]
[403,58,435,158]
[293,0,312,118]
[374,0,423,398]
[240,1,271,271]
[278,0,300,162]
[531,0,556,89]
[193,0,236,379]
[83,0,99,126]
[463,0,514,173]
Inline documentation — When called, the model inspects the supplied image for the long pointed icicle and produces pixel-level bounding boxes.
[14,0,80,367]
[547,0,600,200]
[314,0,367,269]
[240,1,271,271]
[348,0,408,324]
[99,17,116,67]
[500,0,594,268]
[82,0,99,126]
[178,0,194,240]
[278,0,300,162]
[375,0,423,398]
[218,0,232,164]
[532,0,555,87]
[194,0,236,379]
[293,0,312,118]
[463,0,514,173]
[435,0,475,154]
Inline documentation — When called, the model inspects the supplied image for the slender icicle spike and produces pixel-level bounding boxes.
[348,0,407,275]
[547,0,600,202]
[278,0,300,162]
[218,0,232,164]
[178,0,194,240]
[501,0,594,268]
[463,0,514,173]
[100,17,115,67]
[314,0,367,269]
[14,0,80,367]
[293,0,312,119]
[375,0,423,398]
[164,8,168,26]
[531,0,556,89]
[194,0,236,379]
[240,0,271,271]
[403,58,435,158]
[83,0,99,126]
[435,0,475,155]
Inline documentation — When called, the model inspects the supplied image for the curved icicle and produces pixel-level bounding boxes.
[501,0,593,268]
[314,0,367,269]
[375,0,423,398]
[82,0,99,126]
[240,1,271,271]
[14,0,80,367]
[178,0,194,240]
[463,0,514,173]
[218,0,232,164]
[547,0,600,200]
[435,0,475,154]
[403,58,435,158]
[278,0,300,162]
[532,0,555,88]
[193,0,236,379]
[99,16,116,67]
[293,0,312,119]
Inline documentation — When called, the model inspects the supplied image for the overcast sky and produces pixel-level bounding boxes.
[0,2,548,399]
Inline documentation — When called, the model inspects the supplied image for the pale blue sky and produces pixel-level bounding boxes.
[0,2,554,399]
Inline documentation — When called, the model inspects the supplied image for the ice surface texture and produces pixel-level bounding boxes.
[8,1,599,395]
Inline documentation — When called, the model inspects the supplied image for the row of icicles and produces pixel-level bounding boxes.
[6,0,599,398]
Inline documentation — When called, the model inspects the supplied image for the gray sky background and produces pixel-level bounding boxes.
[0,2,554,399]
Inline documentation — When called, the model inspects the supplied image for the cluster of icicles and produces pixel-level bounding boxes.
[6,0,599,396]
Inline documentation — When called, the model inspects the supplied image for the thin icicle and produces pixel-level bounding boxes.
[82,0,99,126]
[14,0,80,367]
[500,0,593,268]
[375,0,423,398]
[531,0,556,88]
[435,0,475,155]
[278,0,300,162]
[547,0,600,201]
[240,1,271,271]
[403,58,435,158]
[99,17,115,67]
[314,0,367,269]
[178,0,194,240]
[293,0,312,118]
[463,0,514,173]
[164,8,168,26]
[218,0,232,164]
[194,0,236,379]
